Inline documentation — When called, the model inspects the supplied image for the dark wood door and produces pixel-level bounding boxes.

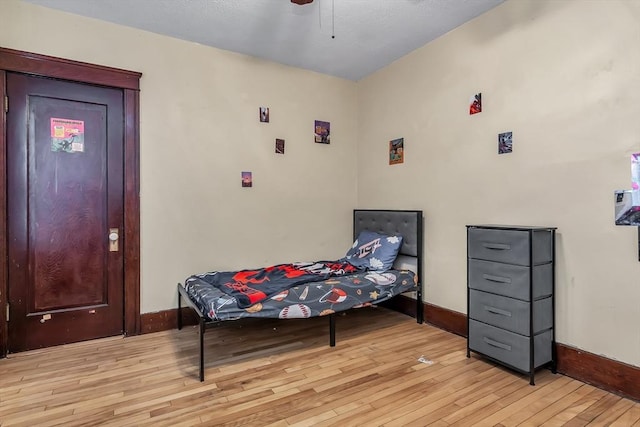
[6,72,124,352]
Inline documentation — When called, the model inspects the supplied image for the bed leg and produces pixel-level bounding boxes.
[329,313,336,347]
[177,284,183,330]
[416,286,424,324]
[199,317,206,382]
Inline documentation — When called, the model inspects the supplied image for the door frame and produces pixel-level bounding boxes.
[0,47,142,357]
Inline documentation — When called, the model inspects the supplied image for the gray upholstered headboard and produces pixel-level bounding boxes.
[353,209,423,277]
[353,209,424,322]
[353,209,423,257]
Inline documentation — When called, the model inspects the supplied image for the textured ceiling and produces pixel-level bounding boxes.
[23,0,505,81]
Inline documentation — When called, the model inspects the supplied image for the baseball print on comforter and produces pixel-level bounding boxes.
[183,265,417,322]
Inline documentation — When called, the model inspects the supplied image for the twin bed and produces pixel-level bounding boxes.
[177,209,424,381]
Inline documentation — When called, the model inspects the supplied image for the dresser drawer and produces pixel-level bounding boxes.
[469,320,552,372]
[468,259,553,301]
[469,290,552,335]
[468,228,553,266]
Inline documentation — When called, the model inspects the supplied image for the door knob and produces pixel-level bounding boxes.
[109,228,119,251]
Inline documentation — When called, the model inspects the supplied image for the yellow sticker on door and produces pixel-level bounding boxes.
[50,117,85,153]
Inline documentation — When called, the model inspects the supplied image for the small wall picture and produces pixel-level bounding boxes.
[470,93,482,115]
[631,152,639,190]
[314,120,330,144]
[275,138,285,154]
[241,171,253,187]
[389,138,404,165]
[498,131,513,154]
[259,107,269,123]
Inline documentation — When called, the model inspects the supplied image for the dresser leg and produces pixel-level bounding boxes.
[529,373,535,386]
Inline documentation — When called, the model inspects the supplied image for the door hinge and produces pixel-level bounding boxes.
[4,95,7,113]
[5,303,8,322]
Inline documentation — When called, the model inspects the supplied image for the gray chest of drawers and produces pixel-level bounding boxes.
[466,225,556,385]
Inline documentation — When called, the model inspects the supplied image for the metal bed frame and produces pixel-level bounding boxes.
[177,209,424,381]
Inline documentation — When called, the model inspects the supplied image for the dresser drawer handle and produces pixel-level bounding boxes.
[482,274,512,284]
[482,243,511,250]
[483,337,512,351]
[484,305,512,317]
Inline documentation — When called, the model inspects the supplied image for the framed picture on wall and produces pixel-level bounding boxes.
[389,138,404,165]
[498,131,513,154]
[242,171,253,187]
[469,93,482,115]
[314,120,330,144]
[259,107,269,123]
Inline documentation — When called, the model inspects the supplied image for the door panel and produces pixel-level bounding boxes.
[31,98,108,311]
[7,72,124,352]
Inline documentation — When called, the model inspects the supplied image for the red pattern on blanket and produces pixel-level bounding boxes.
[203,261,360,308]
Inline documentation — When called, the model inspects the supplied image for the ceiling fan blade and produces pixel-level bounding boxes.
[291,0,313,4]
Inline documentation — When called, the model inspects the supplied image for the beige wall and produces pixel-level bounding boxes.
[3,0,640,369]
[0,0,359,313]
[357,0,640,366]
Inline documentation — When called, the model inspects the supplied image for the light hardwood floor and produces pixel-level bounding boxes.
[1,307,639,426]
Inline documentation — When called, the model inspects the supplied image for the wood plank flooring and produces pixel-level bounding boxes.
[1,307,639,426]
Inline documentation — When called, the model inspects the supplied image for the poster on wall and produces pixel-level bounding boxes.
[275,138,285,154]
[498,131,513,154]
[389,138,404,165]
[50,117,85,153]
[242,171,253,187]
[469,93,482,115]
[632,153,639,190]
[314,120,330,144]
[259,107,270,123]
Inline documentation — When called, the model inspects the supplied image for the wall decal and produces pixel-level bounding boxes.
[389,138,404,165]
[242,171,253,187]
[470,93,482,115]
[498,131,513,154]
[314,120,330,144]
[259,107,269,123]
